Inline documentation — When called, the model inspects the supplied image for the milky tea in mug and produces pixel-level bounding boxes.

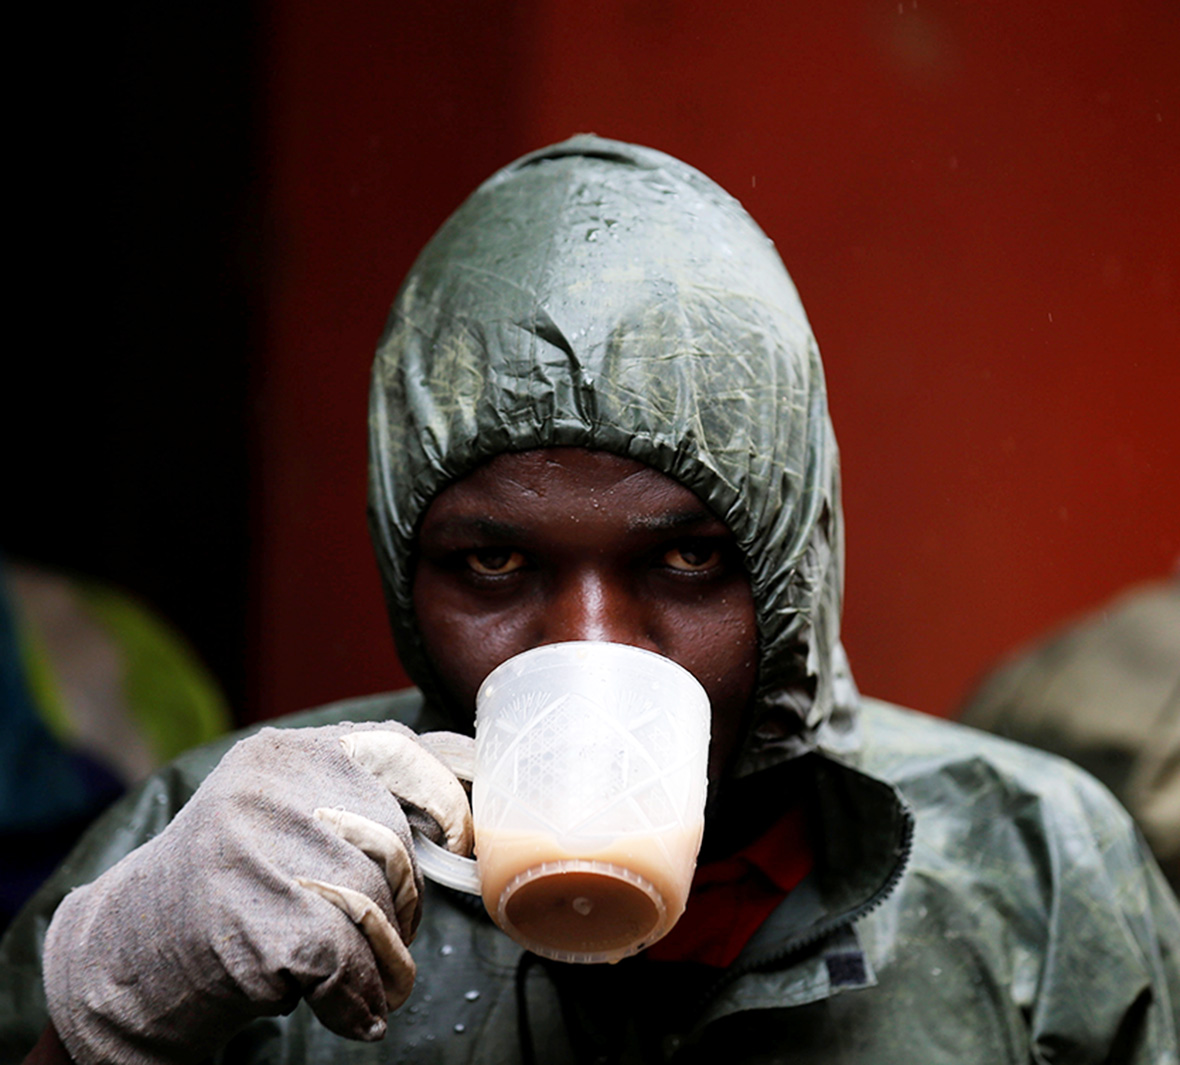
[416,641,710,963]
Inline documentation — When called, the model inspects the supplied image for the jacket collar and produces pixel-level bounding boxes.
[688,751,913,1035]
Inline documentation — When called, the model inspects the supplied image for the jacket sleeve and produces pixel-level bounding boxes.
[1128,849,1180,1061]
[1028,764,1180,1064]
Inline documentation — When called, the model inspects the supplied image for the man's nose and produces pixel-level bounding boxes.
[540,570,657,651]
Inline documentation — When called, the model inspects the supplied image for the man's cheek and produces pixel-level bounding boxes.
[448,615,533,701]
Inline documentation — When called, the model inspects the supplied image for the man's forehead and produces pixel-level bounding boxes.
[421,447,724,530]
[443,447,664,496]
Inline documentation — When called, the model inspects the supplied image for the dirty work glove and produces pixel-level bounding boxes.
[43,722,473,1065]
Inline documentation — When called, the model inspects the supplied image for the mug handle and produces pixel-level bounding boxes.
[412,732,481,895]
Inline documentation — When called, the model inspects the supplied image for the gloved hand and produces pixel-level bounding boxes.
[43,721,473,1065]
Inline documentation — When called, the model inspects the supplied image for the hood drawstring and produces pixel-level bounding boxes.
[516,952,638,1065]
[514,952,539,1065]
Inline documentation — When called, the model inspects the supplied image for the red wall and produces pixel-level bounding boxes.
[251,0,1179,722]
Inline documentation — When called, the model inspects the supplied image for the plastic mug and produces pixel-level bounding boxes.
[414,641,711,964]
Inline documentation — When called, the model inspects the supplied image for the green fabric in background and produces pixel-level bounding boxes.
[76,582,230,764]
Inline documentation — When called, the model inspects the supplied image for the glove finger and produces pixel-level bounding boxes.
[418,730,475,775]
[314,807,419,938]
[296,878,417,1014]
[341,731,473,855]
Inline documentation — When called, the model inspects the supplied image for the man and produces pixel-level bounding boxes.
[3,136,1178,1064]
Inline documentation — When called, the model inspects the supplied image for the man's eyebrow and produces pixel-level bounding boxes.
[422,516,524,541]
[625,509,728,534]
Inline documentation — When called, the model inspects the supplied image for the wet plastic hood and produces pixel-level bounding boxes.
[368,135,858,776]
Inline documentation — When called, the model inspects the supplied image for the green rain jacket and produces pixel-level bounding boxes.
[2,137,1179,1063]
[960,576,1180,892]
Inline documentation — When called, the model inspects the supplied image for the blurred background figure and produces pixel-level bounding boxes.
[960,572,1180,891]
[0,555,230,928]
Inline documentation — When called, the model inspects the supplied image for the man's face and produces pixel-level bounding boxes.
[412,448,759,783]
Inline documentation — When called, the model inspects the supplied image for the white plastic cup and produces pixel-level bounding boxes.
[414,641,711,964]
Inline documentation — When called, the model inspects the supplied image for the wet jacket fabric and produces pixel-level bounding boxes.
[2,136,1179,1061]
[2,690,1178,1063]
[960,576,1180,891]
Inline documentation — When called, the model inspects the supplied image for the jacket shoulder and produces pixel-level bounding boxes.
[851,698,1180,1060]
[856,696,1134,830]
[853,697,1160,921]
[168,688,429,784]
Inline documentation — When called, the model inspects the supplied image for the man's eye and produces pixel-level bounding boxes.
[466,548,527,576]
[663,541,723,572]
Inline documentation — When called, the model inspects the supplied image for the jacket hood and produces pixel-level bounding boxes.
[368,135,858,776]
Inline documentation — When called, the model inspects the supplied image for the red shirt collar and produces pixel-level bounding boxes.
[644,804,812,967]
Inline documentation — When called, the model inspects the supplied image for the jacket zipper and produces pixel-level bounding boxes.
[690,796,915,1017]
